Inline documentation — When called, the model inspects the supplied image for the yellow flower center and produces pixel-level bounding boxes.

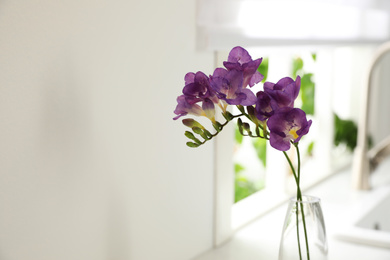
[289,128,299,140]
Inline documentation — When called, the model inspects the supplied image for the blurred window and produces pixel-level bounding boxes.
[202,0,390,246]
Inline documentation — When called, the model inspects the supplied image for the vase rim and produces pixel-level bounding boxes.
[289,195,320,203]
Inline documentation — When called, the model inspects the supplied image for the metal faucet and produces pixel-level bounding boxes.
[352,41,390,190]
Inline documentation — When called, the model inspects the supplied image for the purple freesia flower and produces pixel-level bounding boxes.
[223,46,264,87]
[173,71,219,121]
[264,76,301,110]
[182,71,218,103]
[255,91,274,121]
[267,107,312,151]
[173,95,204,120]
[210,68,257,106]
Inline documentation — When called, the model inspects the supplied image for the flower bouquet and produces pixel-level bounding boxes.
[173,46,327,259]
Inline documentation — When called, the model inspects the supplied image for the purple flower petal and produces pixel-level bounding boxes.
[226,46,253,64]
[223,46,264,88]
[212,67,228,78]
[255,91,274,121]
[240,88,257,106]
[210,68,257,106]
[174,70,222,120]
[248,70,264,87]
[264,76,301,109]
[225,69,243,96]
[267,107,312,151]
[173,95,204,120]
[184,72,195,85]
[183,71,214,100]
[202,98,216,120]
[242,59,264,87]
[269,131,291,151]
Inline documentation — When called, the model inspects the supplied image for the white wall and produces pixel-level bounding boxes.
[0,1,215,259]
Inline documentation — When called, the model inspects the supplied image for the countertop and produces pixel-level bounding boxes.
[195,159,390,260]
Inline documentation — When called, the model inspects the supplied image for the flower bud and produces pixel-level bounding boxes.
[185,131,202,144]
[191,127,209,140]
[203,129,213,139]
[182,118,205,129]
[242,122,252,135]
[186,142,200,148]
[212,121,222,132]
[246,105,259,124]
[237,118,244,135]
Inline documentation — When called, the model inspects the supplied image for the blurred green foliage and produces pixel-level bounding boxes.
[235,125,244,145]
[292,54,362,153]
[234,126,266,202]
[292,55,315,116]
[252,137,267,168]
[291,55,316,157]
[300,74,315,115]
[292,57,304,78]
[258,57,269,83]
[234,163,265,203]
[307,141,315,156]
[334,113,358,151]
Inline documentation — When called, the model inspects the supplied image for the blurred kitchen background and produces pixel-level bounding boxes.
[1,0,390,259]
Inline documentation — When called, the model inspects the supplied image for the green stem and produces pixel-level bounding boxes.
[282,150,302,260]
[283,144,311,260]
[196,113,246,145]
[295,144,310,260]
[296,201,302,258]
[235,105,269,139]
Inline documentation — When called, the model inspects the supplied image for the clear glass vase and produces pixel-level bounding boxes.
[278,195,328,260]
